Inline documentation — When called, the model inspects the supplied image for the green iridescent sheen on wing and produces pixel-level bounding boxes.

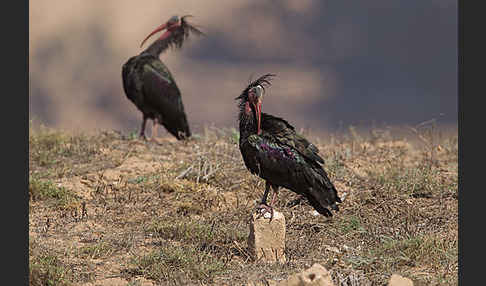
[147,61,172,83]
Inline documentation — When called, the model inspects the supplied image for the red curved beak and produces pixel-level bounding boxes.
[140,23,171,48]
[253,99,262,135]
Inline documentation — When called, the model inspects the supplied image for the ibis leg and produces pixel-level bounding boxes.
[260,181,271,205]
[139,116,148,140]
[270,186,279,206]
[152,119,158,139]
[257,182,274,220]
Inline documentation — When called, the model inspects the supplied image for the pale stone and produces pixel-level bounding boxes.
[388,274,414,286]
[133,277,156,286]
[249,263,335,286]
[79,278,128,286]
[247,280,279,286]
[280,263,334,286]
[298,264,334,286]
[79,277,155,286]
[248,210,286,263]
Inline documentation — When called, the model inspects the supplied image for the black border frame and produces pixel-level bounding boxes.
[8,0,29,284]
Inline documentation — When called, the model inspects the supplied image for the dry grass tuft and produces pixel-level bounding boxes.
[29,177,82,211]
[29,238,73,286]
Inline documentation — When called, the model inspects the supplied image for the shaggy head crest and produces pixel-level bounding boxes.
[235,73,276,102]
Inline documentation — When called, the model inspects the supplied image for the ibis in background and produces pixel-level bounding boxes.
[122,15,203,140]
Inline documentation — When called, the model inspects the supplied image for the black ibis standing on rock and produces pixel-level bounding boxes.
[236,74,342,218]
[122,15,203,140]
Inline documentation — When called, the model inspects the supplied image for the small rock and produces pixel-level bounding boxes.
[248,210,286,263]
[253,263,335,286]
[340,192,348,201]
[79,277,128,286]
[296,263,334,286]
[311,210,320,216]
[388,274,414,286]
[79,277,155,286]
[133,277,156,286]
[247,280,279,286]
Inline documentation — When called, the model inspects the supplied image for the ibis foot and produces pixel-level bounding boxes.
[256,203,274,221]
[150,137,163,145]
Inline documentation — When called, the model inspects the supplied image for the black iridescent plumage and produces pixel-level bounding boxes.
[237,74,342,217]
[122,15,203,140]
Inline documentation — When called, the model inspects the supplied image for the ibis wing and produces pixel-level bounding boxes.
[141,61,191,138]
[241,134,308,180]
[261,113,324,164]
[122,56,144,106]
[243,133,340,215]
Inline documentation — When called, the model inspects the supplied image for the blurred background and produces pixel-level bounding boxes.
[29,0,457,136]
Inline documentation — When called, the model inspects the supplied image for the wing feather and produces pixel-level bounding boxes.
[141,60,190,138]
[261,113,324,164]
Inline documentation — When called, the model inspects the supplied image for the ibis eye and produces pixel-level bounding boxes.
[253,85,264,98]
[169,16,179,24]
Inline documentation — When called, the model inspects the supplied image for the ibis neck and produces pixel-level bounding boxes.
[143,36,174,57]
[238,107,260,139]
